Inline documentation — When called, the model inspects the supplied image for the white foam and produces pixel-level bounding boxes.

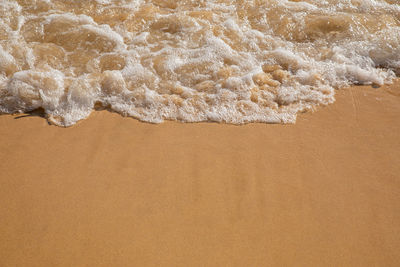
[0,0,398,126]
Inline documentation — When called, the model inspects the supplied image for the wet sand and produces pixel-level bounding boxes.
[0,82,400,266]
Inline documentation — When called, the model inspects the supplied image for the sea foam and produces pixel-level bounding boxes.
[0,0,399,126]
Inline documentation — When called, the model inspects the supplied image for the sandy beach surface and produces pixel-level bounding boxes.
[1,81,400,266]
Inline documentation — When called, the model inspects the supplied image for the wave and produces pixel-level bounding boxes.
[0,0,399,126]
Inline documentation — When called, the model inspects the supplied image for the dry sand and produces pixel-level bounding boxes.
[0,82,400,266]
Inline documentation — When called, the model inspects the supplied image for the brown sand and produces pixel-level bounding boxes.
[0,82,400,266]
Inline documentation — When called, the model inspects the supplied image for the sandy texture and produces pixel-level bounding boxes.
[0,82,400,266]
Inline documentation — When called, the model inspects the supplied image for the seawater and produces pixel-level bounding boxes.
[0,0,399,126]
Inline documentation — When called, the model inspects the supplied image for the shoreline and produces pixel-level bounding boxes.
[0,82,400,266]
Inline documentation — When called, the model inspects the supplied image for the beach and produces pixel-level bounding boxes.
[0,81,399,266]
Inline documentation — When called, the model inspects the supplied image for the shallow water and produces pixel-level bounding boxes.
[0,0,399,126]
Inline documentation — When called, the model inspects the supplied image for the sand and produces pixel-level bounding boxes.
[0,81,400,266]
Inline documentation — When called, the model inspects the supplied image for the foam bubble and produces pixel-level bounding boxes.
[0,0,399,126]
